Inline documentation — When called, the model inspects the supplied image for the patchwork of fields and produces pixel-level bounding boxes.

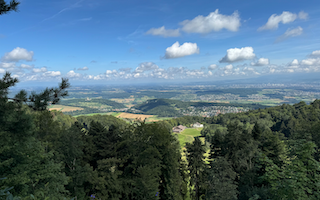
[48,105,84,112]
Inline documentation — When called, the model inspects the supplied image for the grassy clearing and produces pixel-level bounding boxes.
[175,128,210,163]
[181,128,203,137]
[146,116,173,122]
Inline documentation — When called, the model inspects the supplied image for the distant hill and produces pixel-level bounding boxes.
[130,98,268,117]
[59,99,126,109]
[55,98,127,116]
[59,98,127,109]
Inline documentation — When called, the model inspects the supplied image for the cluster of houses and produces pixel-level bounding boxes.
[172,122,203,133]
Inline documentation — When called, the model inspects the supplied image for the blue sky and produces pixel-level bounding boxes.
[1,0,320,85]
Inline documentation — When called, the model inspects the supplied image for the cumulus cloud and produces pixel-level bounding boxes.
[301,58,320,66]
[146,26,180,37]
[220,64,234,75]
[44,71,61,77]
[2,47,34,62]
[33,67,47,73]
[291,59,299,65]
[251,58,269,66]
[220,47,255,63]
[134,62,159,73]
[310,50,320,57]
[67,70,81,78]
[208,64,218,70]
[180,9,241,33]
[258,11,308,31]
[0,68,5,73]
[164,41,199,59]
[78,66,88,70]
[275,26,303,43]
[0,62,16,68]
[20,64,33,69]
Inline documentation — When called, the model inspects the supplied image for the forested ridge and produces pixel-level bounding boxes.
[131,98,267,117]
[2,73,320,200]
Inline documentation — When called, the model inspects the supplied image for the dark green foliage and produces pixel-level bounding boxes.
[206,157,238,200]
[4,72,320,199]
[186,137,207,200]
[0,0,19,15]
[76,114,127,130]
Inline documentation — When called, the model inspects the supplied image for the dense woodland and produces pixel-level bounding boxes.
[2,71,320,200]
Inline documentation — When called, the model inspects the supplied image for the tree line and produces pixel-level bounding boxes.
[2,72,320,199]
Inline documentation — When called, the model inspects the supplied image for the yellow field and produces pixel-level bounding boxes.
[208,100,230,103]
[48,105,84,112]
[110,98,135,103]
[117,113,154,120]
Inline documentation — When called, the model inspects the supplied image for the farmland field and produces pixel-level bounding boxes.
[117,112,154,120]
[48,105,84,112]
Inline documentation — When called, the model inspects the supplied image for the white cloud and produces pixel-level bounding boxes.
[258,11,307,31]
[275,26,303,43]
[220,47,255,63]
[208,64,218,70]
[0,62,16,68]
[146,26,180,37]
[44,71,61,77]
[67,70,81,78]
[134,62,159,73]
[33,67,47,73]
[298,11,308,20]
[78,66,88,70]
[20,64,33,69]
[224,64,233,70]
[301,58,320,66]
[311,50,320,57]
[164,41,199,59]
[180,9,241,33]
[106,69,117,74]
[2,47,34,62]
[0,68,5,73]
[291,59,299,65]
[251,58,269,66]
[221,64,234,75]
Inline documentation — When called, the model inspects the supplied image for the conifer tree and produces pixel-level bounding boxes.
[186,137,207,200]
[0,0,19,15]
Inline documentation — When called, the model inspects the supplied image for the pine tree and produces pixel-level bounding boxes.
[186,137,207,200]
[0,0,19,15]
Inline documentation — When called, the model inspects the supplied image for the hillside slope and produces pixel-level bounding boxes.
[131,98,267,117]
